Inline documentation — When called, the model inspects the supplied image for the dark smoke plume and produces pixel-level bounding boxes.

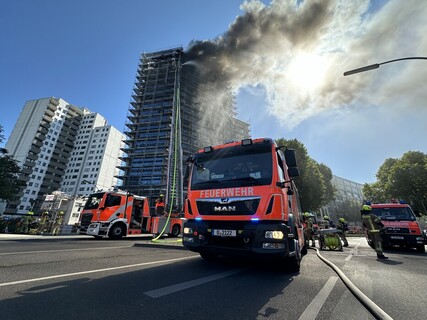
[185,0,427,129]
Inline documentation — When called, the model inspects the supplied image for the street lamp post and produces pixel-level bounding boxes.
[343,57,427,76]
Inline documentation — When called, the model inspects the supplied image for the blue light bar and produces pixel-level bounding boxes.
[195,217,202,221]
[251,218,259,221]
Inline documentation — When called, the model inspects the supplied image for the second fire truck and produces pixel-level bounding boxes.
[79,191,183,239]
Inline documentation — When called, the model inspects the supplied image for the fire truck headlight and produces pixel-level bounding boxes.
[184,227,193,234]
[265,231,284,239]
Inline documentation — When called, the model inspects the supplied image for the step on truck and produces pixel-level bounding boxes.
[369,202,426,252]
[182,138,306,271]
[79,191,183,239]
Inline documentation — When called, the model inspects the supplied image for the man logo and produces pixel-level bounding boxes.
[214,206,236,212]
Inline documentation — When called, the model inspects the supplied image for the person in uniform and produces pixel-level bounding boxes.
[51,211,64,235]
[337,217,349,247]
[155,194,165,216]
[323,215,336,228]
[304,212,316,247]
[36,211,49,234]
[361,205,388,259]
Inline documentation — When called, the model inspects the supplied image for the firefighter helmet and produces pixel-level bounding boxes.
[361,204,371,211]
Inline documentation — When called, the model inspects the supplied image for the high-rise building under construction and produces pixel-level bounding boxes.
[120,47,250,211]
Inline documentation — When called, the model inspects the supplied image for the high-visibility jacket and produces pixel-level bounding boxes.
[361,213,384,234]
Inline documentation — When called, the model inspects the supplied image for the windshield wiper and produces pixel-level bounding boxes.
[193,180,224,186]
[226,177,261,185]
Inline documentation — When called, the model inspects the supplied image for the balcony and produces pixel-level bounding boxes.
[42,114,52,123]
[24,159,36,167]
[21,167,33,175]
[32,140,43,148]
[29,145,40,154]
[37,127,48,135]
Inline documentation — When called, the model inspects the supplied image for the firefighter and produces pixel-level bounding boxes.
[22,211,34,234]
[337,217,349,247]
[155,194,165,216]
[51,211,64,235]
[36,211,49,234]
[323,215,335,228]
[304,212,316,247]
[361,204,388,259]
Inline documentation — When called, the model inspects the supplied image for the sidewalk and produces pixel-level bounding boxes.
[0,233,93,240]
[0,232,186,249]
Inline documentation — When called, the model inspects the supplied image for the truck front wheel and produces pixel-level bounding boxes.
[109,224,125,240]
[416,244,425,253]
[286,239,301,272]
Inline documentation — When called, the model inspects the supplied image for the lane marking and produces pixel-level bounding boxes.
[0,255,198,287]
[144,269,244,298]
[298,276,338,320]
[0,246,133,256]
[345,239,364,261]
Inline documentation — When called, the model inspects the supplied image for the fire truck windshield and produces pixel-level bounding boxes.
[83,193,104,210]
[371,207,416,221]
[191,145,273,190]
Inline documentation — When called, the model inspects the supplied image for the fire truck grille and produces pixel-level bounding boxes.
[80,213,94,227]
[196,197,260,216]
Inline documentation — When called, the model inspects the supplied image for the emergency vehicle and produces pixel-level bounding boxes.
[182,138,306,271]
[369,202,426,252]
[79,191,183,239]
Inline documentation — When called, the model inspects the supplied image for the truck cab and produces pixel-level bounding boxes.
[370,202,426,252]
[182,138,305,271]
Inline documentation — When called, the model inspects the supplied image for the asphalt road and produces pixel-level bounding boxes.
[0,235,425,320]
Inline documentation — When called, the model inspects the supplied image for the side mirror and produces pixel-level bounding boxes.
[288,167,300,178]
[285,149,298,168]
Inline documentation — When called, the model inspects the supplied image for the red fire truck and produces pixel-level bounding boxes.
[79,191,183,239]
[369,202,426,252]
[182,138,305,271]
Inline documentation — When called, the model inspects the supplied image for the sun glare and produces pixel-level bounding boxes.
[287,53,328,91]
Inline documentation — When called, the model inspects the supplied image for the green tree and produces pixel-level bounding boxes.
[364,151,427,213]
[276,138,335,212]
[334,199,361,224]
[0,125,25,202]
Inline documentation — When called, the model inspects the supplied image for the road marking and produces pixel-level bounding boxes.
[345,239,364,261]
[144,269,244,298]
[0,245,133,256]
[298,276,338,320]
[0,255,198,287]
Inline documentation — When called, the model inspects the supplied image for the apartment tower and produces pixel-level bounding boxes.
[4,97,124,215]
[120,47,250,211]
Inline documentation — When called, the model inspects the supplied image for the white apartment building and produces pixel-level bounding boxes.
[60,112,125,196]
[4,97,124,215]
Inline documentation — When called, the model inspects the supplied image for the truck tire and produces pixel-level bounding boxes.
[169,224,181,238]
[109,223,125,240]
[301,242,308,255]
[287,239,301,272]
[416,244,425,253]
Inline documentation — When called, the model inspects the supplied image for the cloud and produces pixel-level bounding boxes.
[186,0,427,129]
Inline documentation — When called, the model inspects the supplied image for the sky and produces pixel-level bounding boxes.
[1,0,426,185]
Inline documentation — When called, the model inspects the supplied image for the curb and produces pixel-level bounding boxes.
[133,240,187,251]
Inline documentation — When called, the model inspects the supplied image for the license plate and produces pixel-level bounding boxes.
[212,229,236,237]
[390,236,404,240]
